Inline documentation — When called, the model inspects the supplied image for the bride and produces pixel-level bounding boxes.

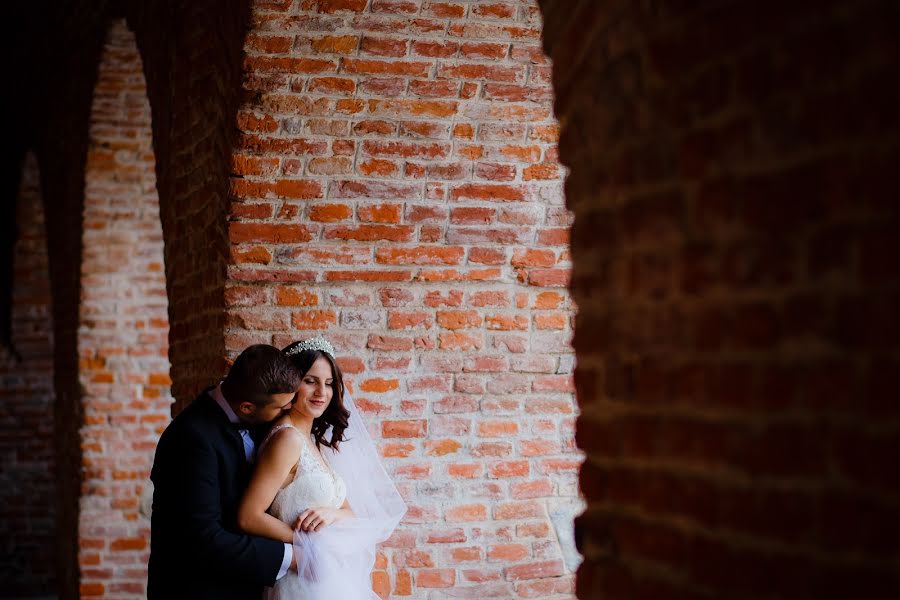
[238,336,406,599]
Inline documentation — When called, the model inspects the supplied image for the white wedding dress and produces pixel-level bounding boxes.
[259,392,406,600]
[262,424,347,600]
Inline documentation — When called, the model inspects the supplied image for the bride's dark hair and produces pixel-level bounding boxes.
[281,343,350,450]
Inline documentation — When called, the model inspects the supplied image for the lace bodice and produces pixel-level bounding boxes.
[263,425,347,525]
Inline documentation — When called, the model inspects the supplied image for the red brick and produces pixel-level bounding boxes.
[489,460,529,478]
[353,120,396,136]
[467,248,506,266]
[460,41,508,60]
[382,420,427,438]
[308,0,368,13]
[523,163,560,180]
[231,245,272,265]
[412,40,460,57]
[394,568,413,595]
[417,568,456,588]
[382,442,415,458]
[244,55,337,74]
[445,503,488,522]
[406,204,448,223]
[451,207,495,224]
[534,313,568,330]
[447,463,483,478]
[310,35,359,54]
[425,438,463,456]
[469,291,510,307]
[488,543,530,562]
[359,203,403,223]
[343,58,431,77]
[472,3,517,19]
[505,560,565,581]
[110,537,146,551]
[360,77,407,96]
[307,155,352,174]
[360,378,400,393]
[439,332,484,350]
[424,290,463,307]
[246,33,293,53]
[475,162,517,181]
[512,248,556,268]
[80,583,105,597]
[361,36,409,57]
[478,420,518,437]
[410,79,460,98]
[534,291,564,309]
[363,140,450,159]
[291,310,337,329]
[422,2,466,18]
[483,82,552,103]
[231,155,279,177]
[450,183,525,202]
[308,203,352,222]
[324,225,414,242]
[436,310,483,330]
[388,311,433,330]
[453,123,475,139]
[438,62,524,83]
[484,314,529,330]
[527,268,570,287]
[358,159,399,177]
[229,223,314,244]
[494,501,543,520]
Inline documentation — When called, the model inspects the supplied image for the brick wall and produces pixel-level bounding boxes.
[539,0,900,597]
[228,0,580,597]
[0,153,57,595]
[77,20,173,599]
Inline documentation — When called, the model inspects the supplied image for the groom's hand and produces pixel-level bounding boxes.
[294,507,337,532]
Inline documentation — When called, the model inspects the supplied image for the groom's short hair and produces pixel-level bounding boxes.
[222,344,301,407]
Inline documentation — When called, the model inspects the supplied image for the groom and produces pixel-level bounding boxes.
[148,344,302,600]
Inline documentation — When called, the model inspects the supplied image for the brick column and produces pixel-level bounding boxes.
[540,0,900,597]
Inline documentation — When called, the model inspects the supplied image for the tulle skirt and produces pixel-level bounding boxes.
[265,517,397,600]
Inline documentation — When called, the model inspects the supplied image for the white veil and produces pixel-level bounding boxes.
[290,392,406,598]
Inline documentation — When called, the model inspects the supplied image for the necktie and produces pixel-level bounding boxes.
[237,428,254,462]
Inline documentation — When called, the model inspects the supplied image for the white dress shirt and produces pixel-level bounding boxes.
[212,384,292,581]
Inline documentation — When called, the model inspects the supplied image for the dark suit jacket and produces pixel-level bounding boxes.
[148,389,284,600]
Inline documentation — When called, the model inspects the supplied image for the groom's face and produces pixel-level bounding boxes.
[241,392,296,425]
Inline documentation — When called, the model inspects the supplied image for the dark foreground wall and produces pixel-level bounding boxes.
[539,0,900,597]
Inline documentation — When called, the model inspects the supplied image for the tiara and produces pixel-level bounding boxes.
[285,336,335,359]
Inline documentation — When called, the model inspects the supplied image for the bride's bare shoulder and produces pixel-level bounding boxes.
[260,421,303,459]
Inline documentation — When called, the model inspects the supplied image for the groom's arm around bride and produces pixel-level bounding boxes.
[147,345,302,600]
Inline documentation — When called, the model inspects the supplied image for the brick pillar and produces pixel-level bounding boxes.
[77,20,173,599]
[0,153,57,596]
[227,1,580,596]
[35,14,109,599]
[128,0,253,410]
[539,0,900,597]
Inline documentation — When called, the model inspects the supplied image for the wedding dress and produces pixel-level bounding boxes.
[261,392,405,599]
[262,424,347,600]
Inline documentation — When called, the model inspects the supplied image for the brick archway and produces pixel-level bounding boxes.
[0,153,58,596]
[76,19,173,598]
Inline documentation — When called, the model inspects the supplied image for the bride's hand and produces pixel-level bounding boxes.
[294,507,339,532]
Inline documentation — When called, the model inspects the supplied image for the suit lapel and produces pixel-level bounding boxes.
[198,390,246,461]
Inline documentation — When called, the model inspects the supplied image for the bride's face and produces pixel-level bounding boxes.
[293,356,334,420]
